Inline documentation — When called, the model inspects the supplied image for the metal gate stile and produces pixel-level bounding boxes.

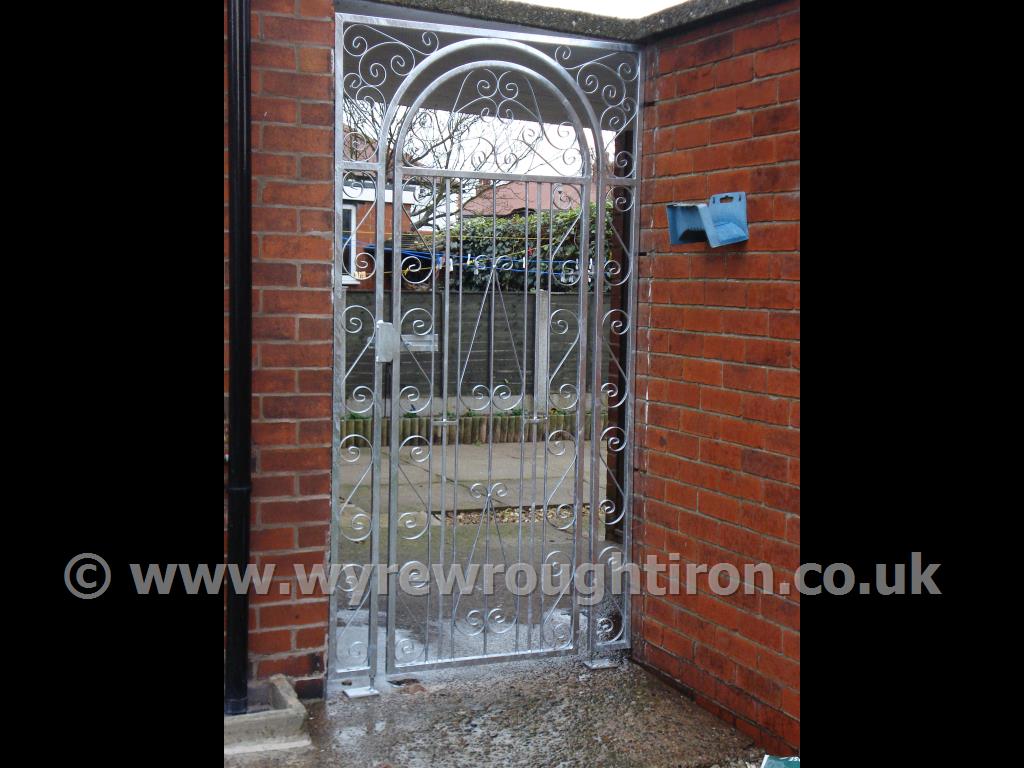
[330,11,643,689]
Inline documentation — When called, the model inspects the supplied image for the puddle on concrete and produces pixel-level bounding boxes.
[225,655,762,768]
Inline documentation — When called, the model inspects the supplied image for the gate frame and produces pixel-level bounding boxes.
[329,8,644,690]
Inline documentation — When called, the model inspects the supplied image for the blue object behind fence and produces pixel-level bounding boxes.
[666,191,748,247]
[760,756,800,767]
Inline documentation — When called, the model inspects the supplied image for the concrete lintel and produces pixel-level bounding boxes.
[335,0,775,43]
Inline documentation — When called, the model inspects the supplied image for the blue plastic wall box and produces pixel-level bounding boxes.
[666,192,748,247]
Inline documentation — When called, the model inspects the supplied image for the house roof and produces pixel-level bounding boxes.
[335,0,771,43]
[461,181,600,217]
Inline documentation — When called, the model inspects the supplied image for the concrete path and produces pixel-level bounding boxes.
[224,655,763,768]
[339,440,607,515]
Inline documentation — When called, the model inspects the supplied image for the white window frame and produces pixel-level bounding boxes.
[339,185,428,285]
[339,203,361,285]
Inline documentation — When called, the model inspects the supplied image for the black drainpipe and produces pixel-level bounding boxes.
[225,0,252,716]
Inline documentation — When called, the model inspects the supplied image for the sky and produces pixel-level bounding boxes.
[505,0,690,19]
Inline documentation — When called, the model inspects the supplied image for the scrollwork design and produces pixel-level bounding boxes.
[399,434,431,465]
[342,306,377,383]
[553,46,640,177]
[341,25,441,161]
[395,636,423,662]
[600,381,622,409]
[461,383,523,413]
[337,432,369,464]
[342,24,440,97]
[401,306,433,337]
[547,309,581,410]
[485,606,516,635]
[554,258,582,286]
[601,424,627,454]
[401,252,433,285]
[607,185,634,214]
[602,186,634,286]
[548,382,579,412]
[399,385,431,415]
[339,508,372,544]
[396,510,429,542]
[336,563,368,595]
[493,253,518,273]
[549,307,576,338]
[603,308,629,337]
[545,502,576,531]
[598,497,625,526]
[342,304,374,336]
[599,544,625,571]
[348,384,375,416]
[546,429,575,457]
[336,432,373,543]
[541,609,573,648]
[401,67,588,177]
[550,182,583,211]
[336,635,367,666]
[468,481,509,502]
[592,545,626,644]
[456,608,486,637]
[599,310,631,408]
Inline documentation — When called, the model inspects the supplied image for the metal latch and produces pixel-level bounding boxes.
[402,333,439,353]
[375,321,399,363]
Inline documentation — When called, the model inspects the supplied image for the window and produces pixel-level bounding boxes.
[339,204,363,284]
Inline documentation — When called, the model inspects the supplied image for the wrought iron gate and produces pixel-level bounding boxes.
[330,11,642,688]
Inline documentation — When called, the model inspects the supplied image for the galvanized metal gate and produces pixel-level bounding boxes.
[330,11,642,689]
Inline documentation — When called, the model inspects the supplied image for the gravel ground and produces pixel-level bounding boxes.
[226,654,764,768]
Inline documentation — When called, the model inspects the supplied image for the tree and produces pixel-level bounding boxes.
[344,98,559,230]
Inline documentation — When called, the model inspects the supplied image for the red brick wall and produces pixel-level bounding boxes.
[633,0,800,753]
[224,0,335,698]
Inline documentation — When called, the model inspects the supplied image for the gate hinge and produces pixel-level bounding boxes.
[375,321,399,363]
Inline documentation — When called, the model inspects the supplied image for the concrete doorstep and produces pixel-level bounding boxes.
[224,675,312,756]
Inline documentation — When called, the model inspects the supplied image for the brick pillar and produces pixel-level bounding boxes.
[224,0,335,698]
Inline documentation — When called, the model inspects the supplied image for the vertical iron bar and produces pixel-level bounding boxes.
[365,109,390,695]
[444,179,460,659]
[572,179,590,655]
[541,184,554,649]
[451,182,467,659]
[515,181,529,653]
[483,181,497,659]
[386,164,406,674]
[427,177,439,663]
[225,0,252,717]
[587,152,606,663]
[434,178,453,663]
[420,179,437,666]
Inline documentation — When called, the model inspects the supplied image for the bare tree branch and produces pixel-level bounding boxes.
[342,99,548,231]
